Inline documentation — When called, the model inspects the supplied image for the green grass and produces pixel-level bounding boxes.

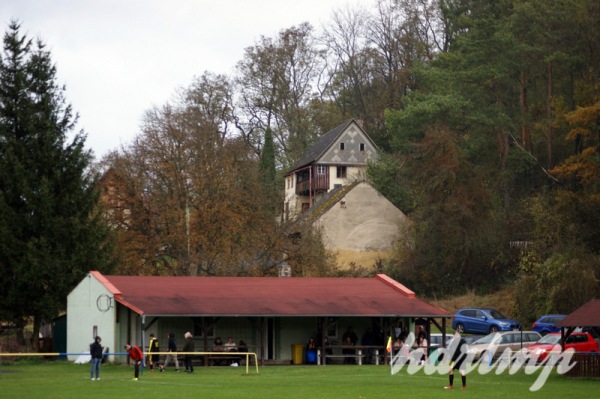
[0,360,598,398]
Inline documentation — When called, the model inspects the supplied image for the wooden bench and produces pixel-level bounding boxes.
[179,353,247,366]
[206,354,245,366]
[324,353,365,364]
[319,346,382,365]
[139,351,259,374]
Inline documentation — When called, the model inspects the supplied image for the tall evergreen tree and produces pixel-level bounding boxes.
[259,127,278,216]
[0,21,114,349]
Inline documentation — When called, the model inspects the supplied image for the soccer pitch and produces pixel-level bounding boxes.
[0,361,598,399]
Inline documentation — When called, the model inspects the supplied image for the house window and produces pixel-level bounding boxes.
[317,165,326,175]
[336,166,347,178]
[360,143,365,151]
[340,142,345,151]
[318,317,338,338]
[193,317,215,338]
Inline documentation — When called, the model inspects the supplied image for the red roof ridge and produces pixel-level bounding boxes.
[376,274,415,298]
[556,298,600,327]
[114,297,144,315]
[90,271,122,296]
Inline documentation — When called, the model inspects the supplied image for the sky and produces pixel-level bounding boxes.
[1,0,355,159]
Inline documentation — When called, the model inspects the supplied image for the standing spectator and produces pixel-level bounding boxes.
[160,332,179,372]
[124,344,144,381]
[89,336,103,380]
[183,332,195,373]
[147,333,160,372]
[361,328,377,364]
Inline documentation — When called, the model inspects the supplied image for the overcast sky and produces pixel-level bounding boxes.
[1,0,356,159]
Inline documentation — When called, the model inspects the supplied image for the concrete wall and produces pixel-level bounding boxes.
[315,182,407,268]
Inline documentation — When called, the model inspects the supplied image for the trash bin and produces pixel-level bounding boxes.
[306,349,317,364]
[292,344,304,365]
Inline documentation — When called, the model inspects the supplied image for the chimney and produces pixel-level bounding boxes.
[278,262,292,277]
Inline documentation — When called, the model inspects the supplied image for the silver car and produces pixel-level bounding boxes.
[467,331,541,362]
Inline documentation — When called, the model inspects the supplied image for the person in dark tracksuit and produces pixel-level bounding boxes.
[90,336,103,380]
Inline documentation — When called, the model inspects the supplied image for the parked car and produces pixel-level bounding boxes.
[532,314,566,336]
[524,332,599,362]
[462,335,483,345]
[430,333,485,363]
[429,333,451,348]
[429,333,480,348]
[574,326,600,339]
[452,308,521,334]
[466,331,541,361]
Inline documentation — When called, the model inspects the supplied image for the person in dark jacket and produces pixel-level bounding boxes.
[182,332,195,373]
[125,344,144,380]
[90,336,103,380]
[160,332,179,372]
[445,332,468,390]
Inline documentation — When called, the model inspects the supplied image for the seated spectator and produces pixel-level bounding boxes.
[306,336,317,351]
[342,335,356,364]
[306,337,317,364]
[343,326,358,345]
[414,333,428,364]
[323,336,333,356]
[238,340,248,352]
[214,337,224,351]
[393,336,402,355]
[224,337,237,352]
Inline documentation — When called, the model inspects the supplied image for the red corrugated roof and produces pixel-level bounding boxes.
[556,299,600,327]
[95,273,450,318]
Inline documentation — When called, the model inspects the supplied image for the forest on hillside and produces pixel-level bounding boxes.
[96,0,600,322]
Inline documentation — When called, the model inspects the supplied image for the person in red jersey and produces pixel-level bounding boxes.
[124,344,144,380]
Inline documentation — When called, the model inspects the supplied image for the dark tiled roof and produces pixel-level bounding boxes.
[555,299,600,327]
[286,119,354,173]
[92,272,450,318]
[291,182,356,227]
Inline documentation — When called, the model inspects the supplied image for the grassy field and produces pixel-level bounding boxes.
[0,360,598,399]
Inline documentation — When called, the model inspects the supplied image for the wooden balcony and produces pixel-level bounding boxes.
[295,167,329,195]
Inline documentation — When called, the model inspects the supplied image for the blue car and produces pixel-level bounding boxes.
[452,308,521,334]
[532,314,566,336]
